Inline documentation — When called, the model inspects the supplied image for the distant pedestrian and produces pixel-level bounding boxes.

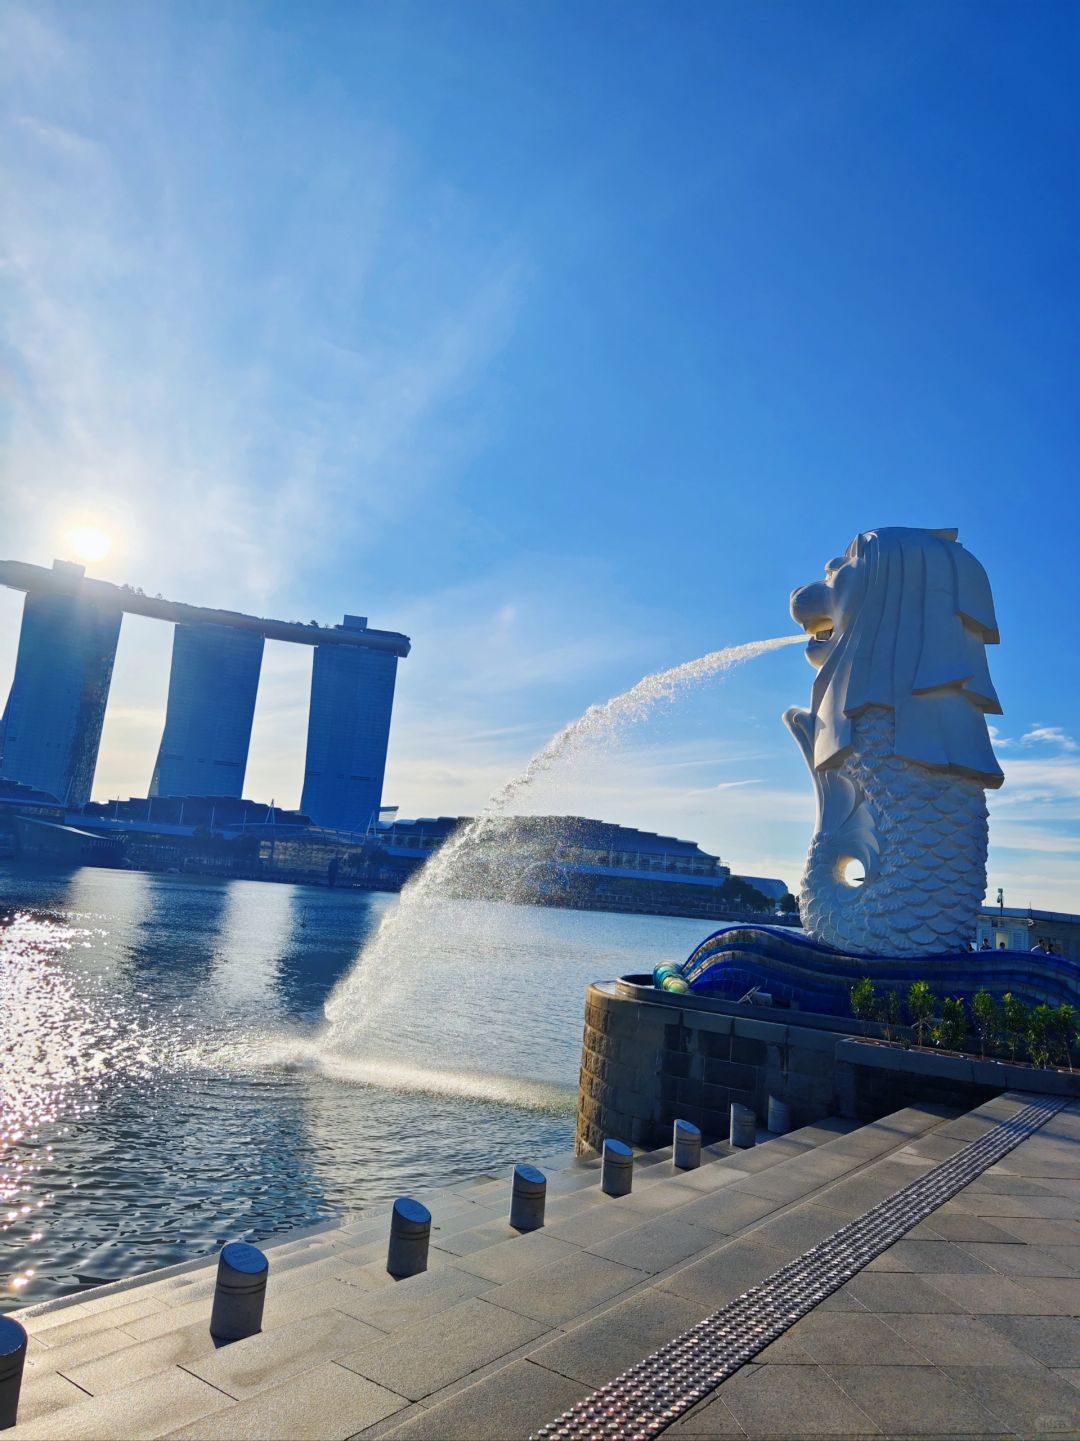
[1030,938,1048,954]
[980,939,991,951]
[998,940,1007,949]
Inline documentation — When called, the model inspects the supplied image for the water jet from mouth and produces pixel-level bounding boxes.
[319,632,803,1074]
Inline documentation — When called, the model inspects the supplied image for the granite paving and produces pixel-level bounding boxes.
[377,1359,590,1440]
[8,1093,1079,1440]
[7,1366,231,1440]
[654,1094,1080,1438]
[700,1362,880,1436]
[336,1296,550,1400]
[529,1290,713,1388]
[165,1364,406,1440]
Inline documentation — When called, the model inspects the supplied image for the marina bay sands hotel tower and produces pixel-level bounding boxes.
[0,559,410,831]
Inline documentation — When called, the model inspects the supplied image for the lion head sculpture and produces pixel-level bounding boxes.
[789,526,1003,787]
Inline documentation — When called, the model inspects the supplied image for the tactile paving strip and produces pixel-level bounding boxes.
[533,1095,1066,1440]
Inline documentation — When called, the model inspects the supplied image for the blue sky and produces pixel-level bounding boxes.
[1,0,1077,905]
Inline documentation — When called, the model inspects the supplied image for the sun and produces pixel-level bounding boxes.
[66,526,113,564]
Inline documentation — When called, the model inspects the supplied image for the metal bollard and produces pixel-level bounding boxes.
[387,1197,431,1278]
[768,1095,792,1135]
[509,1164,547,1231]
[673,1118,702,1170]
[601,1138,633,1197]
[730,1102,757,1149]
[210,1243,268,1342]
[0,1316,27,1431]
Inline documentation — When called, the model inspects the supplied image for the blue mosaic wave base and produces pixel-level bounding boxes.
[656,924,1080,1013]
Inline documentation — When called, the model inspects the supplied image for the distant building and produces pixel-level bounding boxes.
[0,561,122,805]
[736,876,791,903]
[150,624,264,799]
[372,814,790,920]
[81,793,312,834]
[976,906,1080,961]
[377,814,729,878]
[14,784,792,921]
[0,777,119,864]
[0,777,65,853]
[0,777,63,814]
[301,617,401,832]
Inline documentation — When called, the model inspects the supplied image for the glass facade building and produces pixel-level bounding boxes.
[0,562,122,805]
[150,623,264,798]
[301,616,399,832]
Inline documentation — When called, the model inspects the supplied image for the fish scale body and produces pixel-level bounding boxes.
[799,707,988,957]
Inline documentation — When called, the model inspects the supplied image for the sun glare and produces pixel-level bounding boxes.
[66,526,112,564]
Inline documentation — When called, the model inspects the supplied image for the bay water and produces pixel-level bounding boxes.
[0,863,712,1308]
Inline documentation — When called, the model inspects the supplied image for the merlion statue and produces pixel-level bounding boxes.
[785,527,1003,957]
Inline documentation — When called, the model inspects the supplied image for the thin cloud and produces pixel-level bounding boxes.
[1020,725,1078,752]
[989,723,1077,753]
[1,4,527,609]
[992,754,1080,809]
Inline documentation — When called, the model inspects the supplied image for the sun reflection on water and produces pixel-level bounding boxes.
[0,909,184,1297]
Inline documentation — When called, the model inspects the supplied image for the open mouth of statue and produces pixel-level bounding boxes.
[801,619,834,642]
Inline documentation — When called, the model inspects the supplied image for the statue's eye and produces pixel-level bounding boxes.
[824,556,847,580]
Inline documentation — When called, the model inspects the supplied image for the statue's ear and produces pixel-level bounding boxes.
[930,527,959,542]
[950,539,1000,644]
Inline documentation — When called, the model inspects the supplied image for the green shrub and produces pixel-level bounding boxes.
[934,996,968,1051]
[877,989,903,1043]
[850,976,878,1024]
[1001,992,1030,1062]
[1047,1004,1077,1070]
[972,989,1000,1058]
[1027,1005,1054,1070]
[907,980,938,1048]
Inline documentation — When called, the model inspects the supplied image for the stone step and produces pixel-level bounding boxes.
[13,1111,899,1351]
[376,1093,1049,1441]
[345,1101,965,1437]
[432,1116,870,1255]
[5,1102,960,1438]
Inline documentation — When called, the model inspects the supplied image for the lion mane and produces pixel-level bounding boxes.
[808,527,1003,788]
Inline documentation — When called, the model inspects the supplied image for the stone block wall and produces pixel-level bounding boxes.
[577,981,1080,1155]
[577,982,843,1153]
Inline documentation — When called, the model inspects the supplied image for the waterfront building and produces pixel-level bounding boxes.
[300,617,400,832]
[976,905,1080,960]
[375,814,731,877]
[0,561,122,805]
[738,875,791,903]
[150,624,264,798]
[0,777,65,855]
[0,776,125,865]
[373,814,790,919]
[80,793,313,833]
[53,800,790,921]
